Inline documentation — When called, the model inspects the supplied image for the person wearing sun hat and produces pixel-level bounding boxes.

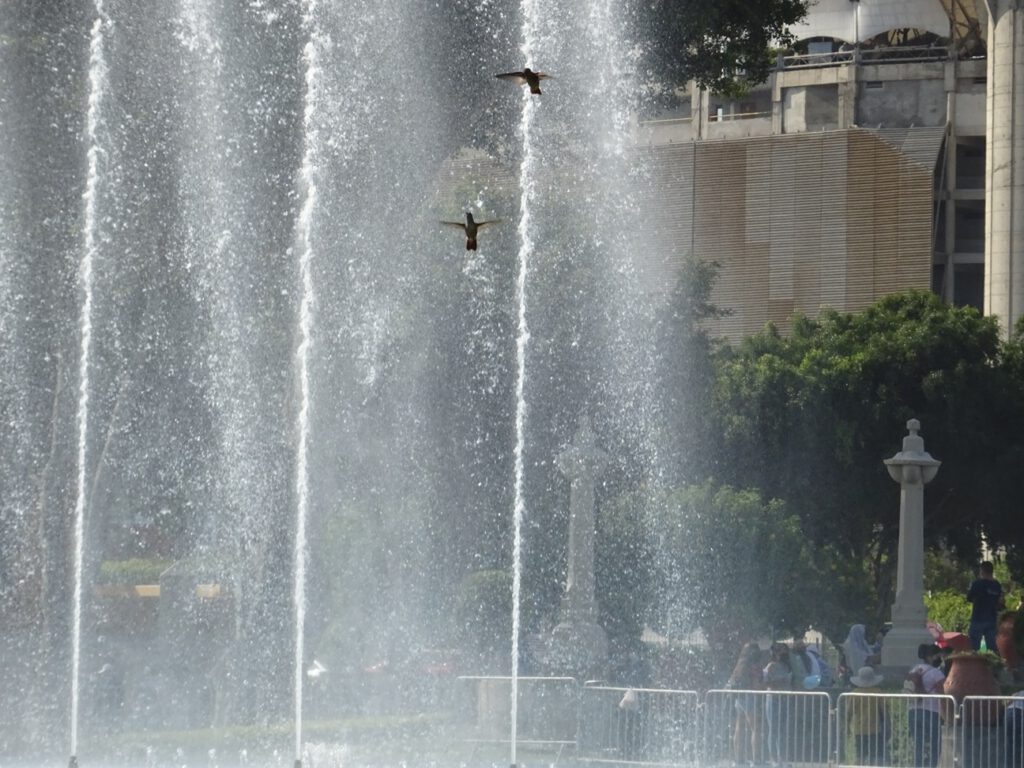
[847,666,888,766]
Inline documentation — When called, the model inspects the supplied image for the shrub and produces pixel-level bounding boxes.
[924,588,971,634]
[96,558,173,586]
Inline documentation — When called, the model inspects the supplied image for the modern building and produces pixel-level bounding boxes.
[632,0,1023,341]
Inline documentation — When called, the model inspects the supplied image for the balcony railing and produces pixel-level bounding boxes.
[782,44,951,69]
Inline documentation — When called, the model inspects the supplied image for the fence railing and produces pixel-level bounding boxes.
[706,688,832,766]
[781,45,950,69]
[835,692,956,767]
[577,685,699,766]
[452,679,1024,768]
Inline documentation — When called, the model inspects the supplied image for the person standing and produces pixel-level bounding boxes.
[763,643,793,766]
[727,642,765,766]
[907,644,946,767]
[966,561,1004,652]
[847,666,888,766]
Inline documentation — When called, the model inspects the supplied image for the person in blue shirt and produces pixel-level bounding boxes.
[965,561,1004,652]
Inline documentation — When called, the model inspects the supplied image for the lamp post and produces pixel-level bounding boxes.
[881,419,941,672]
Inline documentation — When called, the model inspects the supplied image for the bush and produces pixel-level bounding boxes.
[924,588,972,634]
[96,558,173,586]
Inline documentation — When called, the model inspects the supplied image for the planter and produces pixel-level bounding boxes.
[944,653,1001,726]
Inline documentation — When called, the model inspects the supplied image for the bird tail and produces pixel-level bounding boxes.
[467,239,477,251]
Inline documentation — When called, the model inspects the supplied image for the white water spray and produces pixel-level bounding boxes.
[510,2,539,764]
[293,0,323,762]
[71,2,109,760]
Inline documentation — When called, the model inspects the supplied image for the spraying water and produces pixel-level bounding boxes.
[510,2,540,764]
[293,0,323,761]
[70,1,109,760]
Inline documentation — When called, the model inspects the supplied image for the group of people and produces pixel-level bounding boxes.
[722,560,1014,767]
[845,641,947,767]
[841,560,1009,767]
[726,639,832,766]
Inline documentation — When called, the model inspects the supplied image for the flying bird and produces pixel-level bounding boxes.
[495,67,551,95]
[440,212,501,251]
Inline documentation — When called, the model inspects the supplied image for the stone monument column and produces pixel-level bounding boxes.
[881,419,941,673]
[546,417,609,678]
[984,0,1024,335]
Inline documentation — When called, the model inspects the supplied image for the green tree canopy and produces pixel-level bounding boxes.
[601,481,823,655]
[711,291,1022,633]
[630,0,809,98]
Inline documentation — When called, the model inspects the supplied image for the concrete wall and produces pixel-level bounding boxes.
[857,78,947,127]
[783,85,840,132]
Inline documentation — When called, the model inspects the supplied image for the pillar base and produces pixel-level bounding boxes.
[546,620,608,681]
[881,624,935,671]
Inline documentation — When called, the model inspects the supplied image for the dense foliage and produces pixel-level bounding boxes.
[708,291,1022,634]
[630,0,809,98]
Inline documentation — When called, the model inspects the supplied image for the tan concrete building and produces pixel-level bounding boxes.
[632,0,1023,341]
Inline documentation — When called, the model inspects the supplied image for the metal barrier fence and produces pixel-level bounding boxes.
[452,680,1024,767]
[835,693,956,768]
[577,685,699,766]
[704,689,832,767]
[959,695,1024,768]
[454,676,578,760]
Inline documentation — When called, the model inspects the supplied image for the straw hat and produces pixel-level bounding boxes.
[850,665,884,687]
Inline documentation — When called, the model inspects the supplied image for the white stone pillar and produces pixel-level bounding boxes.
[984,0,1024,335]
[881,420,941,672]
[547,417,609,678]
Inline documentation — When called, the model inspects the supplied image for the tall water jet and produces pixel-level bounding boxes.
[292,0,323,762]
[510,1,540,763]
[71,1,109,762]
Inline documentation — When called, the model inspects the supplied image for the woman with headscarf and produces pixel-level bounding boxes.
[842,624,873,682]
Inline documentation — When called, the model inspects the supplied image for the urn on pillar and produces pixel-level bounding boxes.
[880,419,941,674]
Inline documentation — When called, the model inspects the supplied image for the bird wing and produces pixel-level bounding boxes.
[495,72,528,85]
[440,221,467,230]
[474,220,501,231]
[535,72,552,80]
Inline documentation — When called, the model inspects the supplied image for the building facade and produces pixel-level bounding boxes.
[633,0,1022,341]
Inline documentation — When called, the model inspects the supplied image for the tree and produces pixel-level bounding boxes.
[652,482,818,649]
[650,256,726,486]
[630,0,809,98]
[711,291,1020,636]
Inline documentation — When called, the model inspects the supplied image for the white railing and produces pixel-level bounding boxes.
[782,45,950,70]
[959,695,1024,768]
[450,680,1023,768]
[704,689,832,767]
[454,675,578,761]
[577,685,700,766]
[835,692,956,767]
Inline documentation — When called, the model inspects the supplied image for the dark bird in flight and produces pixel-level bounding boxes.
[495,67,551,95]
[440,212,501,251]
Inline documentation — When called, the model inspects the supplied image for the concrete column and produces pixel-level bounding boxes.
[984,0,1024,335]
[944,69,957,303]
[546,417,609,678]
[881,420,941,674]
[771,68,784,135]
[694,82,708,140]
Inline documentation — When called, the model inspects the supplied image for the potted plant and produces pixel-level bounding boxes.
[944,650,1003,726]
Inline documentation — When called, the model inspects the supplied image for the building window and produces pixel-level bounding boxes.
[953,263,983,312]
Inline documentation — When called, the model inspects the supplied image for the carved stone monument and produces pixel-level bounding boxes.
[546,417,609,679]
[881,419,941,674]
